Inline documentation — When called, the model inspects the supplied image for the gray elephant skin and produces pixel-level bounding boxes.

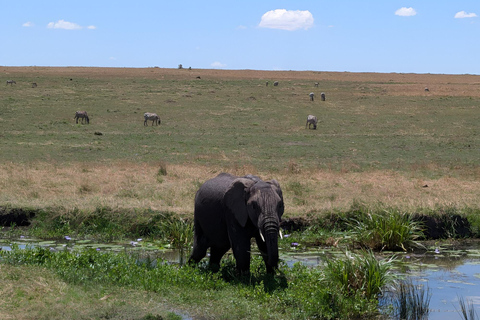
[188,173,284,274]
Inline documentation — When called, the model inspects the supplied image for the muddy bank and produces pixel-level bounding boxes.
[0,207,37,227]
[0,206,478,240]
[280,213,475,240]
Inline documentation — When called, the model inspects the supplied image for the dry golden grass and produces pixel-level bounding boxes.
[1,162,479,217]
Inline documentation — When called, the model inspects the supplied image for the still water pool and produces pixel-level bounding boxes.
[2,237,479,319]
[285,241,480,319]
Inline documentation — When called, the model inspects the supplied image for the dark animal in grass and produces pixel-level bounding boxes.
[74,111,89,124]
[306,115,318,130]
[144,112,160,126]
[189,173,285,274]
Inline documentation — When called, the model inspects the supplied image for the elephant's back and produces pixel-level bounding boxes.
[194,173,236,209]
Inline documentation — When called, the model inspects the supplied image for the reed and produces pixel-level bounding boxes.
[388,280,431,320]
[457,296,479,320]
[347,205,424,251]
[323,249,396,300]
[159,216,193,248]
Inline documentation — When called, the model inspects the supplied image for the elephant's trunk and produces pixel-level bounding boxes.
[262,215,280,269]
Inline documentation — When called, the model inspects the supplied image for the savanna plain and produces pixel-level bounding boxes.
[2,67,480,319]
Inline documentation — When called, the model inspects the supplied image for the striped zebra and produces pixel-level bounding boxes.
[6,80,16,86]
[74,111,90,124]
[306,115,318,130]
[144,112,160,126]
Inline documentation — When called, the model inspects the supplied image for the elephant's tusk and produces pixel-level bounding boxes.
[259,231,265,242]
[279,229,283,239]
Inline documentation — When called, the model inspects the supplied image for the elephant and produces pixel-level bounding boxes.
[188,173,285,274]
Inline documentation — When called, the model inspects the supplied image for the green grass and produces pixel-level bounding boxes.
[2,69,480,172]
[346,205,424,251]
[1,245,395,319]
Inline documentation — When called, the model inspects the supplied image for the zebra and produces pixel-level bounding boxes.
[306,115,318,130]
[309,92,315,101]
[6,80,16,86]
[273,81,279,86]
[144,112,161,126]
[74,111,90,124]
[321,92,326,101]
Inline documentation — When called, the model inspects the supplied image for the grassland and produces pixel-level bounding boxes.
[2,67,480,216]
[2,67,480,319]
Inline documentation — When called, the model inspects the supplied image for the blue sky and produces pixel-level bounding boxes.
[1,1,479,74]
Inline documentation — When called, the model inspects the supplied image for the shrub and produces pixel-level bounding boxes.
[348,206,424,251]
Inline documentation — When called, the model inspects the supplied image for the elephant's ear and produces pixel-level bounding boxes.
[266,179,285,217]
[224,178,256,227]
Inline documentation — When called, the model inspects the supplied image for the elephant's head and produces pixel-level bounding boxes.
[224,177,284,271]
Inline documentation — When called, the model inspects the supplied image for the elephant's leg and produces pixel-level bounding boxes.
[188,221,209,264]
[230,234,252,273]
[209,245,230,272]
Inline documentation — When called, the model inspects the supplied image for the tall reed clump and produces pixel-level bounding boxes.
[347,206,424,251]
[457,296,479,320]
[160,216,193,249]
[387,280,431,320]
[323,250,396,300]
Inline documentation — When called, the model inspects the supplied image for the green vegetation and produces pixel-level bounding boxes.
[2,68,480,319]
[457,296,479,320]
[346,205,424,251]
[1,245,395,319]
[386,280,431,320]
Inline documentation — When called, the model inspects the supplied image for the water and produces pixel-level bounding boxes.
[284,241,480,319]
[2,237,480,319]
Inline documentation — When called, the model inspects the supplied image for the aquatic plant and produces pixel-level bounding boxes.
[457,296,479,320]
[159,216,193,248]
[323,249,396,300]
[348,207,424,251]
[387,280,431,320]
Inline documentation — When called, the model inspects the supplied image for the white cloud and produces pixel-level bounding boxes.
[23,21,34,27]
[47,19,96,30]
[211,61,226,68]
[455,11,477,19]
[395,7,417,17]
[259,9,314,31]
